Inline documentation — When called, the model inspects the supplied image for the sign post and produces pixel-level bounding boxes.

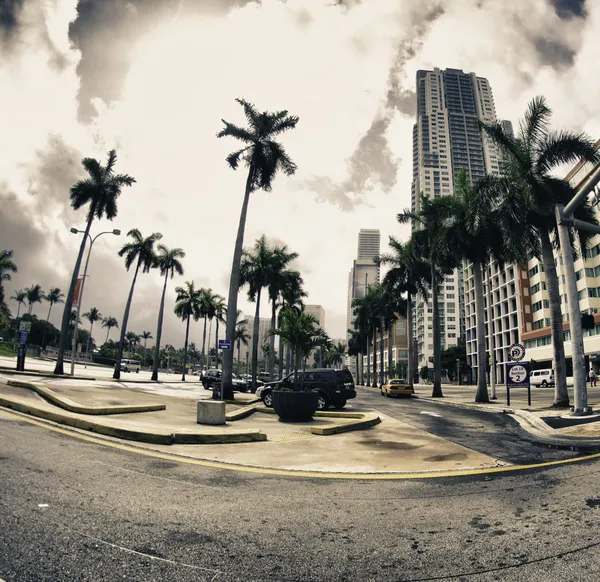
[16,323,30,372]
[218,339,231,351]
[505,361,531,407]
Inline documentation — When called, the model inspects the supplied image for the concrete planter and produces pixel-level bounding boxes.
[273,390,318,421]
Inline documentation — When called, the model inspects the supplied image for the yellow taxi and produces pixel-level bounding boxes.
[380,378,413,397]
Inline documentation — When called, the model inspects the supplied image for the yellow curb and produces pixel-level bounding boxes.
[4,405,600,480]
[0,395,266,446]
[5,379,166,415]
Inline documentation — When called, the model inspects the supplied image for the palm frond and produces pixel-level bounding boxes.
[520,95,551,146]
[536,130,600,175]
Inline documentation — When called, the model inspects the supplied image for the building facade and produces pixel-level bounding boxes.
[241,316,274,370]
[411,67,514,378]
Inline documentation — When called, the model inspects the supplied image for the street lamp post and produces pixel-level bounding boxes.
[456,358,460,386]
[69,227,120,376]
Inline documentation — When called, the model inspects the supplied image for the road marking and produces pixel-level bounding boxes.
[38,503,49,508]
[3,407,600,480]
[420,411,442,418]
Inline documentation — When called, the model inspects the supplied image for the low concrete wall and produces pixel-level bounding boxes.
[197,400,226,425]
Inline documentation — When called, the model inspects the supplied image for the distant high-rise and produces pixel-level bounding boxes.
[346,230,380,341]
[410,68,508,372]
[304,305,326,330]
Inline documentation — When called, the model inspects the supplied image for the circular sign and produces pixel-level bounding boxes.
[508,343,526,362]
[508,364,528,383]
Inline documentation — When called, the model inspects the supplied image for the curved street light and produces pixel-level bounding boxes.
[69,228,120,376]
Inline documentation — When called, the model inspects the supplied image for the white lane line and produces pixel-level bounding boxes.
[38,503,49,508]
[58,524,222,575]
[420,411,442,418]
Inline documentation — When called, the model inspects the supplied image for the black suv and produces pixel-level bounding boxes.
[201,369,248,392]
[258,368,356,410]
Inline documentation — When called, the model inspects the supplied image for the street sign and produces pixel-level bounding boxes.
[505,361,531,406]
[218,339,231,350]
[19,321,31,332]
[508,343,526,362]
[19,330,28,345]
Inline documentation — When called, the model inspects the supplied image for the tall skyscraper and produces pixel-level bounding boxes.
[410,68,508,371]
[304,305,326,329]
[346,230,380,340]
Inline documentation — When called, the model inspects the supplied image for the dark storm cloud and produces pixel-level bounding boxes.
[69,0,255,121]
[552,0,585,18]
[533,36,576,68]
[0,0,24,33]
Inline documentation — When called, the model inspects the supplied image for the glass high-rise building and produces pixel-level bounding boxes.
[410,67,510,374]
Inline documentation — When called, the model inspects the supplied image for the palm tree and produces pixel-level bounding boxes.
[352,295,372,386]
[217,98,299,394]
[41,288,64,348]
[141,330,152,366]
[174,281,202,380]
[235,317,250,374]
[266,247,299,379]
[398,195,457,397]
[267,308,324,386]
[239,235,279,391]
[54,150,135,375]
[125,331,140,358]
[25,284,44,315]
[0,250,17,291]
[325,342,346,369]
[213,295,227,369]
[112,229,162,379]
[198,288,218,371]
[378,237,430,390]
[11,290,27,319]
[278,270,306,378]
[480,97,600,407]
[83,307,102,357]
[102,316,119,343]
[151,245,185,381]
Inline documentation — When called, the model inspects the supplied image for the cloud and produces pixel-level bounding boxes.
[2,0,600,342]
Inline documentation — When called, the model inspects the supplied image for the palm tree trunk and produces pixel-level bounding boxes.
[269,301,277,378]
[366,337,371,387]
[16,303,22,319]
[86,322,94,359]
[387,322,393,383]
[41,303,53,350]
[407,296,414,389]
[28,303,32,315]
[251,289,262,392]
[215,317,220,369]
[113,259,141,380]
[151,272,169,381]
[105,326,110,343]
[540,230,569,406]
[181,315,191,381]
[201,316,208,369]
[431,263,443,397]
[379,319,384,387]
[473,260,489,403]
[372,329,378,387]
[54,213,93,375]
[222,167,254,396]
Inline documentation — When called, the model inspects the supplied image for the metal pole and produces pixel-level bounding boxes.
[456,358,460,385]
[486,264,497,399]
[70,234,93,376]
[556,204,589,414]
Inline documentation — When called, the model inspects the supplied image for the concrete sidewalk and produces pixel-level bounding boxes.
[0,373,501,475]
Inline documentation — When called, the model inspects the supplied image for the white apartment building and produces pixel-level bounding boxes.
[521,150,600,373]
[304,304,325,329]
[242,316,274,365]
[412,68,510,371]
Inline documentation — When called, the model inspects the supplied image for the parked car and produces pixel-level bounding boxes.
[381,378,413,397]
[120,359,140,373]
[257,368,356,411]
[201,369,248,392]
[258,372,272,383]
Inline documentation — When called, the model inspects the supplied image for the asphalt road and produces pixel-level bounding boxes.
[3,407,600,581]
[355,387,589,464]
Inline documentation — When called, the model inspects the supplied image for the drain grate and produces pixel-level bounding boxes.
[269,432,315,442]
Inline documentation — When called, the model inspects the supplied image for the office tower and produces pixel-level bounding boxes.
[304,305,326,329]
[411,68,508,373]
[346,230,381,340]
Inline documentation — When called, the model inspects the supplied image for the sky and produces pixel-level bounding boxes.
[0,0,597,348]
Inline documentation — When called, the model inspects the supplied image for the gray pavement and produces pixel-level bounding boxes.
[3,408,600,581]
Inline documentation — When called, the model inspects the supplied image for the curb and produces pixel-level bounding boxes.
[0,395,266,445]
[253,405,382,436]
[510,409,600,450]
[0,367,95,381]
[226,403,262,421]
[5,379,166,415]
[412,394,514,414]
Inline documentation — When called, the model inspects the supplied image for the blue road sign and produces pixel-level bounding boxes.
[506,361,530,388]
[218,339,231,350]
[19,330,28,345]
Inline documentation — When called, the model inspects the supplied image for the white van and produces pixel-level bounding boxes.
[120,359,141,373]
[530,369,554,387]
[530,369,574,387]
